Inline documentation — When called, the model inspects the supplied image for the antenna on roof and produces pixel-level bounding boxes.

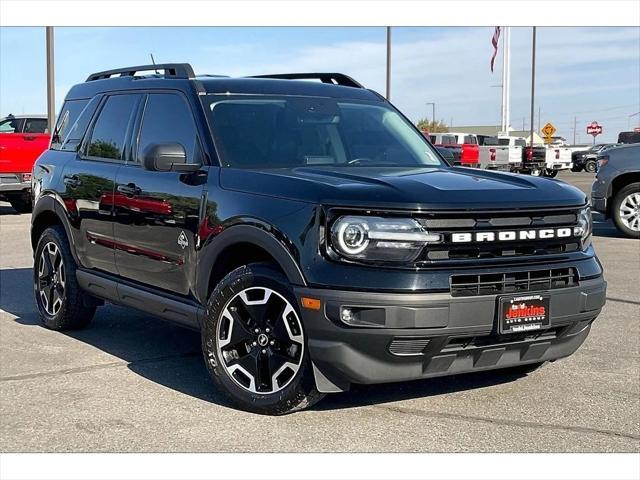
[150,54,159,74]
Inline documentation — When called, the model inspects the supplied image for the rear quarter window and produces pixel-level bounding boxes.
[50,99,89,150]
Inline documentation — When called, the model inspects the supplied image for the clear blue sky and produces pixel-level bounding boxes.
[1,26,638,143]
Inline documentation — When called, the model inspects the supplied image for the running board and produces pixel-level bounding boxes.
[76,270,202,330]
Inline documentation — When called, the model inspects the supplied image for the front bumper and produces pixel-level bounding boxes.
[296,276,606,392]
[0,174,30,194]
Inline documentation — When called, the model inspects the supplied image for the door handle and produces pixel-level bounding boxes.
[23,135,37,141]
[117,183,141,196]
[63,175,81,188]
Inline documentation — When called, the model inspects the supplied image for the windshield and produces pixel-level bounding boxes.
[206,96,444,168]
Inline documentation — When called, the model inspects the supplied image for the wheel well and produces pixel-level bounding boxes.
[207,242,283,296]
[611,173,640,198]
[31,210,63,251]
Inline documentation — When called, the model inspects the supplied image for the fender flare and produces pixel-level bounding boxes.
[196,224,307,303]
[30,194,81,265]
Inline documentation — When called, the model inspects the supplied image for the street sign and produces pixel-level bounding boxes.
[541,122,556,137]
[587,121,603,137]
[541,122,556,144]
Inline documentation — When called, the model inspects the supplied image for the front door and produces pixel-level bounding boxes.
[113,92,207,296]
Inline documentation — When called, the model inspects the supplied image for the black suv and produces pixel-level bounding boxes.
[31,64,606,414]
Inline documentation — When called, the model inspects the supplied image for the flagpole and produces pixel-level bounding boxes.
[500,27,507,132]
[505,27,511,133]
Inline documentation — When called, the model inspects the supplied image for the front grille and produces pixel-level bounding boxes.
[450,267,577,297]
[388,337,431,356]
[0,174,20,184]
[416,208,581,262]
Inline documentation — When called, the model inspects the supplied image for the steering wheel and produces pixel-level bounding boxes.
[347,157,376,166]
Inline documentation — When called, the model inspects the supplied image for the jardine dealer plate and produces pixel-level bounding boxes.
[498,294,550,334]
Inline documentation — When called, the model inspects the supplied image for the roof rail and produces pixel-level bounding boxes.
[86,63,195,82]
[248,73,364,89]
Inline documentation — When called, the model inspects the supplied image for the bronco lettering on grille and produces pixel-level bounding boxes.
[450,227,575,243]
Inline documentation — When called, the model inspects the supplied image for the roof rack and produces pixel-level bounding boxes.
[248,73,364,89]
[86,63,195,82]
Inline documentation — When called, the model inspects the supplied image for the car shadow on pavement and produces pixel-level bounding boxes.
[0,203,20,215]
[592,214,626,239]
[1,266,532,413]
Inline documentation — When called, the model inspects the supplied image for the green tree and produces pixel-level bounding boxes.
[416,119,449,133]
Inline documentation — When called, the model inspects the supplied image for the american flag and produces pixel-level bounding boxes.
[490,26,501,72]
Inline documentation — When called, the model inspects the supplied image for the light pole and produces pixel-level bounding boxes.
[385,27,391,101]
[46,26,55,133]
[529,26,537,147]
[426,102,436,126]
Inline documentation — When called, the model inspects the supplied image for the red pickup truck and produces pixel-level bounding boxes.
[426,132,480,168]
[0,114,50,212]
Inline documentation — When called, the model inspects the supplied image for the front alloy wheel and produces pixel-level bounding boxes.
[613,183,640,238]
[217,287,304,394]
[202,263,323,414]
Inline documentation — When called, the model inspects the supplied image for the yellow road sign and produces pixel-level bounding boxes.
[541,122,556,138]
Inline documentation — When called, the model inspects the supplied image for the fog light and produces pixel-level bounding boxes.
[341,307,354,323]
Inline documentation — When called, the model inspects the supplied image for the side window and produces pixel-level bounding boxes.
[0,117,22,133]
[86,94,140,161]
[24,118,48,134]
[137,93,200,164]
[51,99,89,149]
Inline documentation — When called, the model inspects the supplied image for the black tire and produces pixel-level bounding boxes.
[585,160,597,173]
[9,194,32,213]
[34,226,96,330]
[545,169,558,178]
[611,183,640,238]
[202,263,324,415]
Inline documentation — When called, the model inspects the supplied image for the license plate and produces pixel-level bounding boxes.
[498,294,550,334]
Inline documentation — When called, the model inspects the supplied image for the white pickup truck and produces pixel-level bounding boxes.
[543,145,572,177]
[476,135,512,171]
[496,136,525,172]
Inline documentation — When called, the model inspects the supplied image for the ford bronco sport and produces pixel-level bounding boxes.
[31,64,606,414]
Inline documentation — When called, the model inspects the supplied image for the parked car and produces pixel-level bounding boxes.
[429,132,480,168]
[497,136,546,175]
[31,64,606,414]
[617,131,640,144]
[0,114,50,212]
[591,143,640,238]
[572,144,610,173]
[543,145,572,177]
[476,135,511,171]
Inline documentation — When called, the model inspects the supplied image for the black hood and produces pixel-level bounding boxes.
[220,166,587,210]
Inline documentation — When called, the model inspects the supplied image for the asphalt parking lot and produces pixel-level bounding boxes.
[0,171,638,453]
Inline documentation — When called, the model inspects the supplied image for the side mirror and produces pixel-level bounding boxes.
[141,143,200,172]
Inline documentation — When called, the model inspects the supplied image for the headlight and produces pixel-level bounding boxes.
[330,216,441,263]
[574,206,592,250]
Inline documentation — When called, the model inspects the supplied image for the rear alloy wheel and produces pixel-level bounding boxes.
[612,183,640,238]
[202,263,323,414]
[34,226,96,330]
[585,160,597,173]
[529,169,542,177]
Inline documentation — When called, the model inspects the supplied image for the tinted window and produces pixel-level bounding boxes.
[86,95,139,160]
[498,138,510,146]
[0,117,22,133]
[441,135,456,145]
[51,99,89,149]
[137,93,200,163]
[24,118,48,134]
[464,135,477,144]
[60,97,101,152]
[207,96,443,168]
[515,139,526,147]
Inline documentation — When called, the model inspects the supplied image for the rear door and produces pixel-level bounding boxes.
[113,91,207,295]
[61,93,143,274]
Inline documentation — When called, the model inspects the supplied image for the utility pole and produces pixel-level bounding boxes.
[500,26,511,134]
[529,27,537,147]
[426,102,436,126]
[46,27,55,133]
[385,27,391,101]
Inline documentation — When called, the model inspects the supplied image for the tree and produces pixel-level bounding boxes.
[416,119,449,133]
